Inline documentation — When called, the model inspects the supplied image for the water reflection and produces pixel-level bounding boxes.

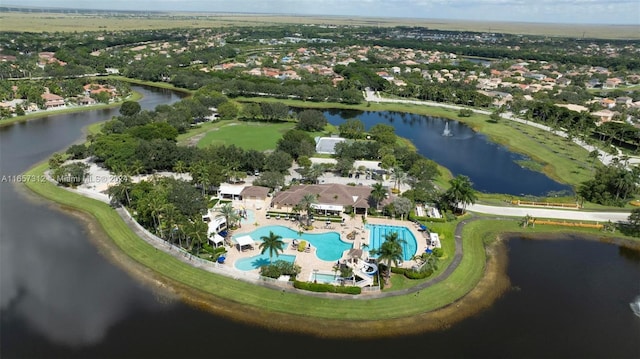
[0,86,183,347]
[324,110,573,196]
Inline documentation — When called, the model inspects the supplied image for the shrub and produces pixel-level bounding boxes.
[293,281,361,295]
[297,240,307,252]
[458,108,473,117]
[259,260,301,279]
[432,247,444,257]
[53,162,89,187]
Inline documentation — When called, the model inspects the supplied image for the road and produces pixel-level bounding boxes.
[467,203,630,222]
[363,89,638,167]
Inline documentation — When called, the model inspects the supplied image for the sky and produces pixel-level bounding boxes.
[5,0,640,25]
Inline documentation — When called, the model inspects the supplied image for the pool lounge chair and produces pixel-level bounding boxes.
[266,213,271,219]
[305,244,311,253]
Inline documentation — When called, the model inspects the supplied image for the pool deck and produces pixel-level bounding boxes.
[224,202,429,282]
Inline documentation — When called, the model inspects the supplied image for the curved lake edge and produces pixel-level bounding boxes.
[22,160,640,337]
[0,90,144,128]
[13,82,637,338]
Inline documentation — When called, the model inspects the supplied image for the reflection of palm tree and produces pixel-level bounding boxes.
[259,231,285,264]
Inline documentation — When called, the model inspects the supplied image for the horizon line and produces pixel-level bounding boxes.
[1,4,638,27]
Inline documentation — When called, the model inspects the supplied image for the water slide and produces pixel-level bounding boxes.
[346,259,377,287]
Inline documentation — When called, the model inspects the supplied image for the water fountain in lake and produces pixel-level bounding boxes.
[442,121,453,136]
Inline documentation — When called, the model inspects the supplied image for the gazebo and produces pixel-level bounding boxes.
[235,235,255,251]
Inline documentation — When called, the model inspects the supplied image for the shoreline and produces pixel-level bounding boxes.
[0,90,143,128]
[21,161,640,337]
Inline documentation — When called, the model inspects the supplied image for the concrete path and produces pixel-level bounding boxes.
[467,203,630,222]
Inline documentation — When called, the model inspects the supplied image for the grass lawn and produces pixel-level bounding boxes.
[388,220,457,291]
[4,12,638,39]
[197,120,296,150]
[237,96,593,189]
[24,160,638,328]
[22,161,508,321]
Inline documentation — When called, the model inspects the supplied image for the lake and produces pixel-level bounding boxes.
[1,87,637,358]
[324,109,573,196]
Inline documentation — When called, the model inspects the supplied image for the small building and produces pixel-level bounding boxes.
[315,136,347,155]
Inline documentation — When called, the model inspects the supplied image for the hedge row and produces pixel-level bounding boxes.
[293,281,361,295]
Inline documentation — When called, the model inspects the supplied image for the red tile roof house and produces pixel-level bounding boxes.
[40,92,65,109]
[83,84,117,97]
[270,183,383,218]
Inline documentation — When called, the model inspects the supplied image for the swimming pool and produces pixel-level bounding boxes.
[233,225,352,261]
[239,209,255,225]
[366,224,417,261]
[311,272,342,285]
[235,253,296,271]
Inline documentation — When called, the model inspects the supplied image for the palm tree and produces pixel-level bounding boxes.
[445,175,477,214]
[372,241,403,284]
[298,193,317,227]
[390,166,408,192]
[173,160,187,174]
[148,190,167,237]
[190,160,210,197]
[383,231,407,252]
[259,231,285,264]
[216,203,240,230]
[106,180,132,207]
[160,203,179,242]
[588,149,601,172]
[305,163,325,184]
[370,182,387,210]
[184,218,208,255]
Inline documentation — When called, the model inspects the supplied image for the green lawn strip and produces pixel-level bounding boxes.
[176,120,227,144]
[197,121,296,150]
[23,161,508,320]
[102,76,195,95]
[388,220,457,291]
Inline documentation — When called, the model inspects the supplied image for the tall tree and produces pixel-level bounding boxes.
[259,231,285,264]
[216,203,241,230]
[298,193,318,227]
[372,240,403,283]
[370,182,387,210]
[444,175,477,214]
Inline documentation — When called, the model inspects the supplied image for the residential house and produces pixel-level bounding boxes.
[41,92,65,109]
[604,77,623,89]
[591,109,618,125]
[616,97,633,107]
